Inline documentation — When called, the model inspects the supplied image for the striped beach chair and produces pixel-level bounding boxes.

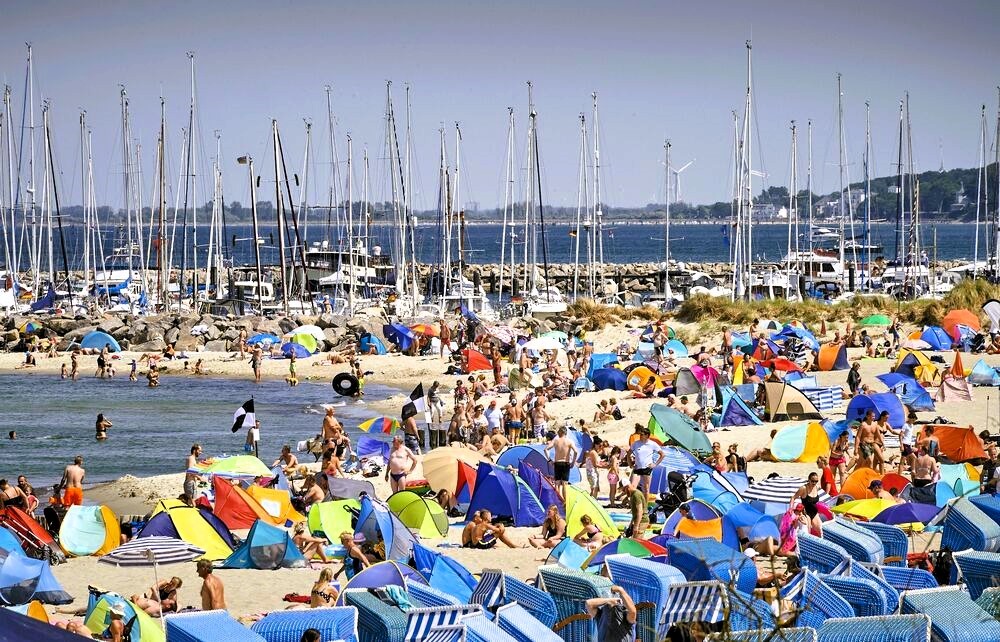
[856,520,909,566]
[970,494,1000,527]
[820,573,893,617]
[952,550,1000,600]
[659,580,727,632]
[822,519,885,565]
[493,603,562,642]
[818,614,931,642]
[780,569,853,629]
[250,607,359,642]
[604,554,686,642]
[797,533,850,574]
[409,582,463,608]
[850,561,900,609]
[165,610,268,642]
[874,565,938,592]
[706,628,818,642]
[901,586,1000,642]
[457,612,519,642]
[470,570,557,628]
[344,590,408,642]
[536,565,612,642]
[404,605,481,642]
[941,498,1000,553]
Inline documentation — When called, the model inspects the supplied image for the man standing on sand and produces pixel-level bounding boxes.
[59,456,85,506]
[855,410,880,471]
[251,345,263,383]
[544,426,578,500]
[385,435,418,493]
[184,444,204,499]
[197,559,226,610]
[322,407,342,442]
[626,481,649,538]
[912,445,938,488]
[439,319,451,359]
[629,426,666,495]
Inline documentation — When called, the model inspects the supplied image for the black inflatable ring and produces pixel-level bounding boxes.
[332,372,360,397]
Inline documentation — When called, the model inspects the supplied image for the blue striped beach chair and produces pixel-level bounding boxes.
[707,629,818,642]
[797,533,850,574]
[659,580,727,632]
[901,586,1000,642]
[666,537,759,594]
[250,607,359,642]
[536,565,612,642]
[728,590,777,632]
[952,550,1000,600]
[493,603,562,642]
[970,493,1000,527]
[818,614,930,642]
[404,605,482,642]
[856,520,909,566]
[942,498,1000,553]
[604,554,686,642]
[409,582,463,608]
[819,573,893,617]
[344,590,408,642]
[974,586,1000,618]
[822,519,885,565]
[470,570,557,628]
[459,612,520,642]
[873,564,937,592]
[849,561,900,609]
[165,609,268,642]
[780,570,853,629]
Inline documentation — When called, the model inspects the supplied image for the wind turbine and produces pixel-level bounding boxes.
[669,159,694,203]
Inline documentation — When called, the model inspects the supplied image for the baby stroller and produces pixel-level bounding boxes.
[647,472,693,525]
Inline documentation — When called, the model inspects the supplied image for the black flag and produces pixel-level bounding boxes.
[232,399,255,433]
[401,383,427,420]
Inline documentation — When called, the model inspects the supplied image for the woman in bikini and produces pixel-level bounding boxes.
[310,568,339,608]
[528,505,566,549]
[95,413,112,441]
[293,522,330,563]
[829,431,851,485]
[334,532,371,581]
[606,446,623,507]
[0,479,29,510]
[572,514,604,551]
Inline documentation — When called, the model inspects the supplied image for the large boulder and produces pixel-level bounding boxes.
[277,317,298,335]
[45,317,90,335]
[97,316,126,337]
[164,326,180,346]
[133,337,167,352]
[203,339,228,352]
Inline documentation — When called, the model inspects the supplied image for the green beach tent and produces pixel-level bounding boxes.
[290,333,319,353]
[200,455,273,479]
[387,490,449,538]
[564,485,618,540]
[648,404,712,454]
[859,314,891,327]
[308,499,360,540]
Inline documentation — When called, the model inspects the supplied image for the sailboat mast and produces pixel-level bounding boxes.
[864,101,873,290]
[498,108,514,304]
[79,111,88,292]
[975,104,986,279]
[406,86,418,304]
[836,73,846,271]
[894,100,905,264]
[346,134,354,311]
[532,104,551,302]
[592,92,604,295]
[43,104,71,295]
[3,86,16,275]
[453,122,463,299]
[271,120,289,315]
[663,140,671,302]
[740,40,754,301]
[26,45,38,295]
[187,53,199,311]
[41,103,53,290]
[994,86,1000,281]
[158,99,167,306]
[573,113,586,300]
[807,120,813,257]
[524,81,535,294]
[786,121,797,283]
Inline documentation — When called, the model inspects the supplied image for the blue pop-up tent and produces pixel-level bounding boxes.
[721,503,780,550]
[846,392,906,429]
[80,330,121,352]
[876,373,935,411]
[356,495,418,563]
[920,326,953,351]
[592,367,627,391]
[968,359,1000,386]
[382,323,416,350]
[412,543,477,603]
[359,332,388,355]
[221,519,306,570]
[466,462,545,527]
[771,324,819,350]
[0,552,73,605]
[586,354,618,379]
[497,444,581,483]
[715,386,763,427]
[517,462,564,516]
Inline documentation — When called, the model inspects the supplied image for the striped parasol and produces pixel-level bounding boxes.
[359,416,401,434]
[742,476,832,505]
[98,536,205,567]
[409,323,440,337]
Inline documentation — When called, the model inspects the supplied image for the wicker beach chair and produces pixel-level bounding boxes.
[822,519,885,565]
[974,586,1000,619]
[250,607,360,642]
[403,605,482,642]
[408,582,463,608]
[604,554,686,642]
[461,612,520,642]
[665,537,759,594]
[165,609,268,642]
[344,590,408,642]
[970,494,1000,527]
[849,561,900,610]
[817,614,931,642]
[901,586,1000,642]
[780,569,854,630]
[493,603,562,642]
[819,574,893,617]
[659,580,727,635]
[470,570,557,628]
[874,565,938,592]
[941,498,1000,553]
[706,629,817,642]
[797,533,850,574]
[952,550,1000,600]
[536,565,613,642]
[728,590,777,632]
[856,520,909,566]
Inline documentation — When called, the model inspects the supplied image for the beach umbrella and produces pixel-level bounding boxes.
[485,325,517,345]
[584,538,666,569]
[280,342,311,359]
[522,336,564,352]
[942,309,981,334]
[743,476,832,506]
[18,321,42,334]
[761,358,803,373]
[98,536,204,567]
[592,367,627,391]
[872,502,940,526]
[200,455,273,479]
[422,447,486,496]
[247,332,281,346]
[286,324,326,342]
[359,416,400,434]
[829,498,899,521]
[409,323,440,337]
[859,314,891,327]
[382,323,416,350]
[289,333,319,353]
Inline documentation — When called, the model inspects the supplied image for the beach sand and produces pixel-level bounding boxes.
[13,319,995,622]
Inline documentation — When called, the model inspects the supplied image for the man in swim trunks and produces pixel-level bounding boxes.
[503,395,525,444]
[184,444,203,499]
[855,410,879,471]
[912,445,938,488]
[322,407,342,443]
[544,426,578,501]
[60,456,85,506]
[629,426,666,495]
[385,435,417,493]
[530,402,550,441]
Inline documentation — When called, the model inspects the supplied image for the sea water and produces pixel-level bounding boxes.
[0,372,394,487]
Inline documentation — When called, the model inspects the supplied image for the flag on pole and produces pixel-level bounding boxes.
[401,384,427,420]
[232,399,255,433]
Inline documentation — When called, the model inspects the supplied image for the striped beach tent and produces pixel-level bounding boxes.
[799,386,843,412]
[743,476,832,512]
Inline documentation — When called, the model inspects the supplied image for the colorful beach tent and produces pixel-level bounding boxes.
[307,499,360,540]
[816,343,849,371]
[876,373,935,412]
[138,500,234,561]
[289,332,319,354]
[626,365,665,392]
[0,553,73,605]
[422,446,485,499]
[387,491,448,538]
[939,463,981,497]
[690,470,744,513]
[715,386,762,427]
[564,486,618,540]
[839,467,883,500]
[894,349,941,386]
[920,326,953,350]
[461,348,492,373]
[930,425,988,463]
[665,538,758,587]
[247,332,281,346]
[356,495,418,563]
[80,330,121,352]
[245,485,304,527]
[935,376,974,402]
[0,607,85,642]
[517,462,564,517]
[359,332,388,355]
[943,309,981,334]
[212,477,280,531]
[221,520,306,569]
[720,503,779,550]
[770,422,840,463]
[859,314,891,327]
[831,498,899,521]
[197,455,273,479]
[968,359,1000,386]
[665,339,689,357]
[85,591,163,642]
[545,538,591,569]
[497,444,581,483]
[672,368,701,396]
[771,324,819,350]
[412,543,477,603]
[846,392,905,429]
[466,462,545,527]
[648,404,712,454]
[592,367,627,391]
[335,561,426,605]
[0,506,64,563]
[586,353,618,378]
[58,505,120,557]
[762,382,823,421]
[0,525,21,554]
[280,342,310,359]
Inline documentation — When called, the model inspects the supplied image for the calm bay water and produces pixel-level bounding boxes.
[0,373,395,488]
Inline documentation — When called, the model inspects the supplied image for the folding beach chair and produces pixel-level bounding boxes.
[901,586,1000,642]
[873,564,938,592]
[250,606,360,642]
[818,614,931,642]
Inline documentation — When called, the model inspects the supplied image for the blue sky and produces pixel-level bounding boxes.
[2,0,999,210]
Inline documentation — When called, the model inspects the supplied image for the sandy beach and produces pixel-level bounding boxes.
[2,316,991,624]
